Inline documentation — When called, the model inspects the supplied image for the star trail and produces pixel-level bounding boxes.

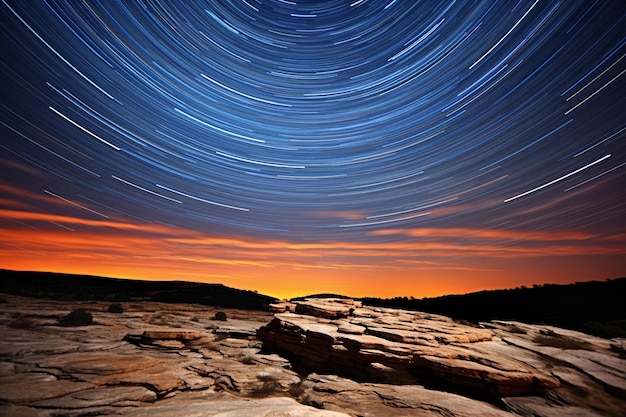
[1,1,624,298]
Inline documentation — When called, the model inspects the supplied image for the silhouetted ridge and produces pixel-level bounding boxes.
[291,293,352,301]
[0,269,277,310]
[361,278,626,338]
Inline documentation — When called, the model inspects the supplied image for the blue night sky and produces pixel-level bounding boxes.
[1,1,624,298]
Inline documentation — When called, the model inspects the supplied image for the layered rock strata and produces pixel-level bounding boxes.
[258,298,560,396]
[259,298,626,417]
[1,294,624,416]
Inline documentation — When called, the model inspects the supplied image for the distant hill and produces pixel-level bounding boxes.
[0,269,277,310]
[291,293,353,301]
[361,278,626,338]
[2,269,624,337]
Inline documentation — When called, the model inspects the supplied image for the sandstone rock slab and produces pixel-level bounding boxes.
[1,293,623,417]
[37,352,163,375]
[120,396,352,417]
[258,299,558,396]
[0,373,94,403]
[298,374,517,417]
[31,385,157,408]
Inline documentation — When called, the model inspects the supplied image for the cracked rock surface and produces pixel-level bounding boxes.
[0,295,624,416]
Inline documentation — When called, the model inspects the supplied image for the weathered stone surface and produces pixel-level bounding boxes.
[294,298,362,319]
[1,294,624,417]
[258,299,558,396]
[97,362,190,395]
[0,373,94,403]
[337,323,365,334]
[142,329,205,341]
[502,396,613,417]
[0,404,43,417]
[37,352,163,375]
[151,339,186,349]
[120,395,352,417]
[297,373,517,417]
[32,385,157,408]
[0,361,15,376]
[259,299,625,415]
[187,358,301,396]
[503,335,626,398]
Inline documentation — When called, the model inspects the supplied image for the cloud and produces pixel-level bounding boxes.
[1,204,624,299]
[0,159,43,176]
[0,209,173,235]
[1,207,622,271]
[369,227,597,242]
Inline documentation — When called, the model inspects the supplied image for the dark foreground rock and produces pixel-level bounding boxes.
[0,294,624,416]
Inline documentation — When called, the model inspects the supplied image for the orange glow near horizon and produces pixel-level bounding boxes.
[1,207,624,300]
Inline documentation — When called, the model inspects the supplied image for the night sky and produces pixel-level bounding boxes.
[1,1,625,299]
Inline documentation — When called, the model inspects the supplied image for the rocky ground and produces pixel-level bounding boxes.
[0,294,624,416]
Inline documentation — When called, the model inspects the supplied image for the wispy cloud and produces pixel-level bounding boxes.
[369,227,597,242]
[0,205,624,299]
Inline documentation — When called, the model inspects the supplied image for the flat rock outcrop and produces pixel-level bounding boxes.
[0,294,624,416]
[258,298,626,416]
[295,373,517,417]
[258,299,556,396]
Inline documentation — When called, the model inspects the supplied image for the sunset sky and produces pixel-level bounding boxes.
[1,1,624,300]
